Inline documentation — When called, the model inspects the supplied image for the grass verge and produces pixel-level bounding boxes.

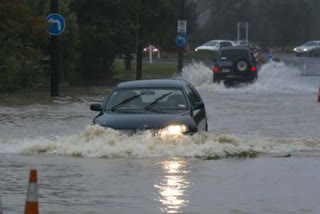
[113,60,178,81]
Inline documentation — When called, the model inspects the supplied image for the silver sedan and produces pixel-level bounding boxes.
[294,41,320,57]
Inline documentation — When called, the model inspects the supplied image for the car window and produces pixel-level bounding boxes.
[220,49,249,62]
[304,41,317,46]
[105,88,188,111]
[185,86,197,106]
[220,42,233,47]
[203,41,218,46]
[187,85,201,102]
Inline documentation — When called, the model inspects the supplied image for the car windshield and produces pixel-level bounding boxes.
[303,41,317,46]
[105,88,188,112]
[203,41,218,46]
[220,49,249,62]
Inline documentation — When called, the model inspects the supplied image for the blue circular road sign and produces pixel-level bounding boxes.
[175,34,188,47]
[46,13,66,36]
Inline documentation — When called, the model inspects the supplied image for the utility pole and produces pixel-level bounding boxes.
[50,0,59,96]
[136,0,144,80]
[177,0,186,74]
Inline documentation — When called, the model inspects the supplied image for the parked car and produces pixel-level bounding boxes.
[90,79,208,136]
[213,46,258,85]
[195,40,234,52]
[294,41,320,57]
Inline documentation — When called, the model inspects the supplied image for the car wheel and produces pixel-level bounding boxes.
[309,51,316,57]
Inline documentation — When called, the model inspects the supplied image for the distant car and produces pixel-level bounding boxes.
[213,46,258,85]
[294,41,320,57]
[143,45,159,53]
[90,79,208,136]
[195,40,234,52]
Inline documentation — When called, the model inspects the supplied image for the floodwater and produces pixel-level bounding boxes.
[1,59,320,214]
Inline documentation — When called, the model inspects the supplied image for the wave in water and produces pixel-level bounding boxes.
[1,125,319,159]
[178,62,316,93]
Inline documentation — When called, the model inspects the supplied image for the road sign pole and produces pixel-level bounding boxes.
[178,46,184,73]
[50,0,59,97]
[177,0,186,74]
[135,0,144,80]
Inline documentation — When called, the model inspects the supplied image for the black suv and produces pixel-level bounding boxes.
[213,46,258,84]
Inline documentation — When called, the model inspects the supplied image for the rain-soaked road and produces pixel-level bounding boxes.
[0,56,320,214]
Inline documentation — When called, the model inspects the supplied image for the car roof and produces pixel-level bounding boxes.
[117,79,189,88]
[203,40,234,44]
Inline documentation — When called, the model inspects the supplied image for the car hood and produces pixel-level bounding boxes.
[94,111,194,130]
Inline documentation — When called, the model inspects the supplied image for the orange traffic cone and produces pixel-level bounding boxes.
[24,169,39,214]
[0,194,3,214]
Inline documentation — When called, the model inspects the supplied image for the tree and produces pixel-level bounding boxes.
[0,0,47,92]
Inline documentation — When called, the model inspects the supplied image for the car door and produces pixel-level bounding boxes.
[185,85,207,131]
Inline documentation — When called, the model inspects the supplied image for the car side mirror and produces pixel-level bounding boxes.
[90,103,102,112]
[193,102,204,110]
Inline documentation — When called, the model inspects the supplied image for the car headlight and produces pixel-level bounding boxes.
[158,124,188,137]
[195,48,198,52]
[303,48,308,52]
[293,48,297,51]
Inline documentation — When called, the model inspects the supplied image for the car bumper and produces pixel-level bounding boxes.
[214,73,256,82]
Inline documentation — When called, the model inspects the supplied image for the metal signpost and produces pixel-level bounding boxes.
[46,1,66,97]
[177,20,187,73]
[237,22,249,45]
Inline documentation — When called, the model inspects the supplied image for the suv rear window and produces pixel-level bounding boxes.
[220,49,249,62]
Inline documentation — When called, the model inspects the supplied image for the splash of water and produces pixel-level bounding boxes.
[177,62,316,93]
[1,125,319,159]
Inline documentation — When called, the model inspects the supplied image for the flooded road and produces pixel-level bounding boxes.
[1,59,320,213]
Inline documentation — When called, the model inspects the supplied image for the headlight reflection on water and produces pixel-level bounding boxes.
[154,159,190,214]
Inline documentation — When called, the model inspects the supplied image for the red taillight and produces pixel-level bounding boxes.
[213,66,218,72]
[251,66,257,72]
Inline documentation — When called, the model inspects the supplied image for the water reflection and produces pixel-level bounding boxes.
[154,159,190,214]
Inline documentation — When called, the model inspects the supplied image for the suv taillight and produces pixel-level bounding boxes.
[213,66,218,72]
[251,66,257,72]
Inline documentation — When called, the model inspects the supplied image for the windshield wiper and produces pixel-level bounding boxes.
[144,92,172,110]
[111,94,144,111]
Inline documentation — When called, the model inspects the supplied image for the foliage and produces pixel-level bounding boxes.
[1,0,198,91]
[0,0,47,92]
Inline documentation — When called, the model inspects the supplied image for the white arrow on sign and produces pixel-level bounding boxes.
[49,18,62,31]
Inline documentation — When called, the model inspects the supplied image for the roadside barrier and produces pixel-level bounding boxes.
[24,169,39,214]
[0,194,3,214]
